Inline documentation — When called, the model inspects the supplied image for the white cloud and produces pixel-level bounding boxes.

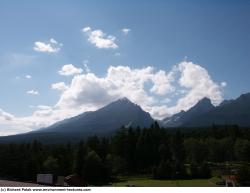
[25,75,32,79]
[33,105,53,117]
[26,90,39,95]
[50,38,57,44]
[56,73,117,109]
[55,65,176,117]
[167,61,225,114]
[0,109,31,136]
[56,62,225,119]
[83,60,91,73]
[82,27,91,32]
[51,82,68,91]
[0,60,226,135]
[33,38,62,53]
[149,105,171,120]
[122,28,131,35]
[58,64,83,76]
[82,26,118,49]
[150,70,175,95]
[221,81,227,87]
[0,109,14,121]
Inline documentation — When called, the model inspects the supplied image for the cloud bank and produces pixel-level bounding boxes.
[0,61,226,135]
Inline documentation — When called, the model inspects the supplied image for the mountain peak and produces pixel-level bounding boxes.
[198,97,212,105]
[190,97,214,112]
[239,92,250,100]
[39,96,154,134]
[161,97,215,127]
[118,97,131,102]
[115,97,137,106]
[162,92,250,128]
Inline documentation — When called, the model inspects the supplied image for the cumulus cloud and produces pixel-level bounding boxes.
[0,60,226,135]
[58,64,83,76]
[56,62,225,119]
[26,90,39,95]
[51,82,68,91]
[56,65,177,117]
[150,70,175,95]
[33,38,62,53]
[82,27,118,49]
[122,28,131,35]
[167,61,225,114]
[56,73,117,109]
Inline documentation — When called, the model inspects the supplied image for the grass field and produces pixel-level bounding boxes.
[112,176,220,187]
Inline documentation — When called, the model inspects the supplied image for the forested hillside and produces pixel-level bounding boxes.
[1,123,250,185]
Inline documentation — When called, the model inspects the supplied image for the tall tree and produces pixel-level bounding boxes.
[74,141,86,177]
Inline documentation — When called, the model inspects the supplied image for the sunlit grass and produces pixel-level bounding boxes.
[112,176,220,187]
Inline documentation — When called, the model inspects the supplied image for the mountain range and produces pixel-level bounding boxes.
[162,93,250,127]
[44,92,250,135]
[0,93,250,143]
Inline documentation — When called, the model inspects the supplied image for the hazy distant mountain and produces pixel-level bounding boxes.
[162,97,215,127]
[38,97,154,134]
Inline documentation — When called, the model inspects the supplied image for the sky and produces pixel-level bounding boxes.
[0,0,250,135]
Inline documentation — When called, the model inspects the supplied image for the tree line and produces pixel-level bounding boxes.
[0,122,250,185]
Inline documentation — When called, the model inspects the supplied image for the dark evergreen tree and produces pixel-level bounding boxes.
[83,151,110,185]
[234,139,250,162]
[171,130,187,179]
[74,141,86,177]
[43,156,59,174]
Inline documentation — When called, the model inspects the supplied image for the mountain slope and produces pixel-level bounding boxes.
[162,97,215,127]
[39,97,154,134]
[161,110,186,127]
[187,93,250,126]
[219,99,234,107]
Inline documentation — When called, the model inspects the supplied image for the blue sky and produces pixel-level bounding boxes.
[0,0,250,135]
